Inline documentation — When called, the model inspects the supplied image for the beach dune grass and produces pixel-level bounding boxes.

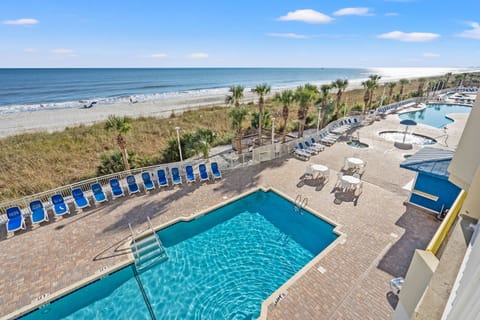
[0,78,442,202]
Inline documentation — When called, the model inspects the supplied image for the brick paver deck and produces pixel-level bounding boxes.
[0,112,466,319]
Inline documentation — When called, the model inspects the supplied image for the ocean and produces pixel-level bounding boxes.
[0,67,467,114]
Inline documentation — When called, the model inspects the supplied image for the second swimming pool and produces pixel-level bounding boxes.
[398,104,471,128]
[21,190,339,319]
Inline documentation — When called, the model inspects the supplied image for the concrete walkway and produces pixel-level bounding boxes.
[0,112,467,319]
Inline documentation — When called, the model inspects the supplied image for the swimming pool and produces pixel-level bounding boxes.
[398,104,471,128]
[21,190,339,319]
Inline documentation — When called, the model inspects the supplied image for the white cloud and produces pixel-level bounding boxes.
[189,52,208,59]
[149,53,168,58]
[23,48,36,53]
[277,9,333,24]
[333,7,373,16]
[3,18,39,25]
[51,48,75,54]
[422,52,440,58]
[377,31,440,42]
[50,48,77,57]
[266,33,308,39]
[385,12,399,16]
[458,22,480,40]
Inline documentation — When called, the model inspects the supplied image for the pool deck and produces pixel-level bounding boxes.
[0,112,468,319]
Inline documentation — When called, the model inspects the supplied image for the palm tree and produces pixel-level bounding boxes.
[295,86,316,138]
[318,84,331,129]
[225,85,244,107]
[331,79,349,119]
[229,107,248,154]
[251,83,271,145]
[417,78,426,97]
[398,79,409,101]
[387,82,397,104]
[367,76,380,110]
[454,74,463,87]
[361,79,374,113]
[444,72,452,88]
[426,80,436,98]
[273,89,295,143]
[105,115,132,171]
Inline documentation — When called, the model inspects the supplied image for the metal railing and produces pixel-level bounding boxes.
[0,112,368,219]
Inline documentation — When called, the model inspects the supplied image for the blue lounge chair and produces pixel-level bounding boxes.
[304,140,322,153]
[141,172,155,191]
[126,175,140,195]
[51,194,70,216]
[198,163,210,182]
[311,137,326,150]
[29,200,49,224]
[185,165,196,183]
[109,178,125,198]
[6,206,26,233]
[91,183,107,204]
[157,168,169,188]
[293,147,310,160]
[298,142,317,155]
[210,162,222,180]
[171,167,182,185]
[72,188,90,209]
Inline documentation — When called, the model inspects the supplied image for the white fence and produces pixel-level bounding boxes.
[3,88,462,218]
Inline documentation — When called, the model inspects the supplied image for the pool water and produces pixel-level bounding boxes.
[398,104,471,128]
[22,190,338,320]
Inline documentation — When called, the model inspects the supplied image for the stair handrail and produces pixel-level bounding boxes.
[147,216,164,249]
[129,223,140,261]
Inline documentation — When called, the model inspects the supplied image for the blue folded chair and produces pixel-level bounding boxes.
[198,163,210,182]
[51,194,70,216]
[210,162,222,180]
[109,178,125,198]
[171,167,182,185]
[185,165,196,183]
[157,168,169,188]
[126,175,140,195]
[141,172,155,191]
[6,206,26,233]
[72,188,90,209]
[91,183,107,204]
[29,200,49,224]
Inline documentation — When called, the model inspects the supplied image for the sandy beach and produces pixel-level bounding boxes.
[0,91,259,138]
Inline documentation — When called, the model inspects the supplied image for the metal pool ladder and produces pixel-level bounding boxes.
[129,217,168,270]
[294,194,308,214]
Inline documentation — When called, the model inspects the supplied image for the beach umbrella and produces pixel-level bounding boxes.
[400,119,417,143]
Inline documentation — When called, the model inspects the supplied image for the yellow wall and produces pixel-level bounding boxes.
[448,92,480,190]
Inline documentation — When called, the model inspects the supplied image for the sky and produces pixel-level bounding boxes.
[1,0,479,68]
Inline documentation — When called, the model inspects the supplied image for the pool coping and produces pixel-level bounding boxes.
[5,186,344,320]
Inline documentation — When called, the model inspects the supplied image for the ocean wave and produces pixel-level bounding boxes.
[0,67,476,114]
[0,87,232,114]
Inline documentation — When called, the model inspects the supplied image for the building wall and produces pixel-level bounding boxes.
[392,250,438,320]
[448,92,480,190]
[410,174,461,212]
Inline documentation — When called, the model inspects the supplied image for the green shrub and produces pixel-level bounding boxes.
[97,150,138,175]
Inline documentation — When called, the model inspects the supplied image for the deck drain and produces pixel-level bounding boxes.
[339,238,347,245]
[317,266,327,274]
[390,233,399,238]
[97,265,108,273]
[32,293,50,303]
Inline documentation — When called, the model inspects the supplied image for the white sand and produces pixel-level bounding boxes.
[0,91,261,138]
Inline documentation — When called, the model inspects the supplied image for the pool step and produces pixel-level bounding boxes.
[131,233,168,270]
